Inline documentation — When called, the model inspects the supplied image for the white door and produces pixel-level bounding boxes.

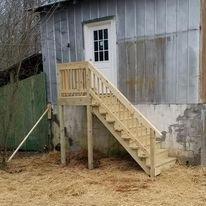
[84,20,117,85]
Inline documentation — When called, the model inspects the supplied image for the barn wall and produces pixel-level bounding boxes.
[136,104,204,164]
[39,0,204,163]
[40,0,200,104]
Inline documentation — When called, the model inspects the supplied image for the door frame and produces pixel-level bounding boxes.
[83,18,117,85]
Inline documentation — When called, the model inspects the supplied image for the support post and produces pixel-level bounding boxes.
[150,129,156,177]
[201,110,206,166]
[59,104,66,165]
[87,105,93,169]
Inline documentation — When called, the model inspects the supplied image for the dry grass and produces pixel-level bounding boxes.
[0,151,205,206]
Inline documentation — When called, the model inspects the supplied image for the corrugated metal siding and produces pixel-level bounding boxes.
[40,0,200,104]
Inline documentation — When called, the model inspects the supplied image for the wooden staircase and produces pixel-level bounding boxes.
[58,61,176,177]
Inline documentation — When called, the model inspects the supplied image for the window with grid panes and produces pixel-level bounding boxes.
[93,29,109,62]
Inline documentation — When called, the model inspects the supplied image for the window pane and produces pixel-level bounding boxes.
[100,51,103,61]
[99,40,104,50]
[94,41,98,51]
[99,30,103,40]
[104,40,108,50]
[94,52,98,61]
[105,51,109,61]
[94,30,98,41]
[104,29,108,39]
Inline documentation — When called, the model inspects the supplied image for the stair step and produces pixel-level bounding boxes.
[99,106,107,114]
[91,100,100,107]
[155,157,176,169]
[128,145,146,157]
[147,157,176,176]
[145,149,168,165]
[114,122,123,132]
[129,142,165,158]
[106,114,115,123]
[129,145,139,150]
[121,134,132,140]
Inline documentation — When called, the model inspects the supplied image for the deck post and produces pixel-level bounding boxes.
[201,110,206,166]
[87,105,94,169]
[59,104,66,165]
[150,129,156,177]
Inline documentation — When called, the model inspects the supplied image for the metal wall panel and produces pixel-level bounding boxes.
[40,0,201,104]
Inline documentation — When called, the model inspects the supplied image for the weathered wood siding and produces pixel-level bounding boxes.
[200,0,206,103]
[0,73,49,151]
[40,0,200,104]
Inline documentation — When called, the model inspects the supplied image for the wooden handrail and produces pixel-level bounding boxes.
[88,61,162,137]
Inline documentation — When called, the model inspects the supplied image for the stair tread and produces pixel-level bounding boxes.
[121,135,131,140]
[129,141,162,149]
[150,157,176,168]
[156,148,168,154]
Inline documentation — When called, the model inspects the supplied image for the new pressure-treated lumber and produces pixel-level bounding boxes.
[57,61,176,176]
[59,105,66,165]
[87,105,93,169]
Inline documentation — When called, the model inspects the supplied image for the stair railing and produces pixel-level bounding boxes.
[87,62,161,136]
[58,61,161,175]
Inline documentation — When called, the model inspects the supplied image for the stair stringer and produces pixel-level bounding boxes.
[92,108,151,175]
[90,90,149,155]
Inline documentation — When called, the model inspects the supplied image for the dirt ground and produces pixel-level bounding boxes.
[0,151,205,206]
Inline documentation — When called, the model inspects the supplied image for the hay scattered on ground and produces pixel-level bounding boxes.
[0,151,205,206]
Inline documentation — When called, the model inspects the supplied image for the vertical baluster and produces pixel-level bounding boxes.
[72,69,74,95]
[60,70,63,91]
[67,70,69,96]
[105,87,108,104]
[75,69,77,92]
[97,77,100,95]
[69,69,72,95]
[82,69,85,92]
[75,69,77,93]
[63,69,65,96]
[91,71,93,90]
[117,99,122,117]
[129,114,131,130]
[84,68,86,92]
[139,120,142,141]
[79,69,82,95]
[63,70,65,96]
[81,69,83,91]
[136,119,138,141]
[123,105,126,124]
[101,81,104,102]
[79,69,81,93]
[101,81,103,95]
[77,69,79,93]
[148,128,150,147]
[66,70,68,93]
[93,73,96,93]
